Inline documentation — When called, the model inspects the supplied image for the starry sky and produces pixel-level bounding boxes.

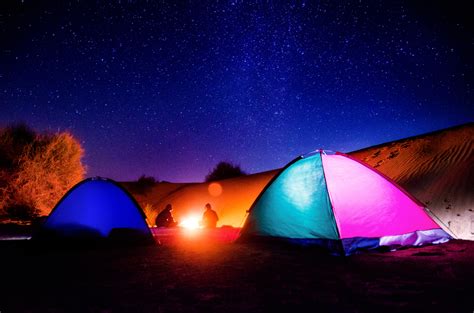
[1,1,473,182]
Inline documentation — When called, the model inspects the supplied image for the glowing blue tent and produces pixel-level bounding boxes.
[34,177,154,244]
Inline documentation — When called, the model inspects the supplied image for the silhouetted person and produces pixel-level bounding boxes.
[201,203,219,228]
[155,204,177,227]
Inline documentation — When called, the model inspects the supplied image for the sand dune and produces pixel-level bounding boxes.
[350,123,474,240]
[125,123,473,239]
[125,170,277,228]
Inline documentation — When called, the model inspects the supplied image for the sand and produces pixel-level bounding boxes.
[125,170,277,227]
[0,229,473,313]
[351,123,474,239]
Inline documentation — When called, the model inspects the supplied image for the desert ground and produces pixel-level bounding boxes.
[0,227,473,313]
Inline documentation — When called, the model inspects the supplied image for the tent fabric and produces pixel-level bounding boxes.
[378,229,450,247]
[321,153,441,238]
[243,153,339,239]
[33,177,154,244]
[240,150,450,255]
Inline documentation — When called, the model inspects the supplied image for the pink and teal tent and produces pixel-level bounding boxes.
[239,150,450,255]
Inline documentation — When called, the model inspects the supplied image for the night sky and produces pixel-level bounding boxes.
[1,1,473,182]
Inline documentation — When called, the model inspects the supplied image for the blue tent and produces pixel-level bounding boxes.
[34,177,154,244]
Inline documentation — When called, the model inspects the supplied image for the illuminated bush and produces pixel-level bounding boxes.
[0,124,85,219]
[142,203,157,227]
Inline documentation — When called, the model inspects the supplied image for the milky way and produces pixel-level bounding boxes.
[1,1,472,182]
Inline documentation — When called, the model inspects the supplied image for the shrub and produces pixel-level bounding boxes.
[0,125,85,219]
[205,161,247,182]
[142,203,157,227]
[130,175,157,194]
[0,123,36,170]
[137,175,157,187]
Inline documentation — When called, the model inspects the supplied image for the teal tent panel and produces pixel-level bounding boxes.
[244,153,339,239]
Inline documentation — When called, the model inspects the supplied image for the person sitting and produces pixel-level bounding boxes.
[201,203,219,228]
[155,204,177,227]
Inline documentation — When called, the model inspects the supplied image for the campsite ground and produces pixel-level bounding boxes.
[0,228,473,313]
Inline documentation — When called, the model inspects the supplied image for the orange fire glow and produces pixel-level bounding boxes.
[179,215,202,230]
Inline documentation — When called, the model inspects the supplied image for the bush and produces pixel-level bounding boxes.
[130,175,157,194]
[0,124,85,219]
[205,161,247,182]
[137,175,157,187]
[142,203,157,227]
[0,124,35,170]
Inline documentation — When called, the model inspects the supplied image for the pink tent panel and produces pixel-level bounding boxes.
[321,153,440,239]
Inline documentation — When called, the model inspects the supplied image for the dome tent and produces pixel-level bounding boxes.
[239,150,450,255]
[33,177,154,245]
